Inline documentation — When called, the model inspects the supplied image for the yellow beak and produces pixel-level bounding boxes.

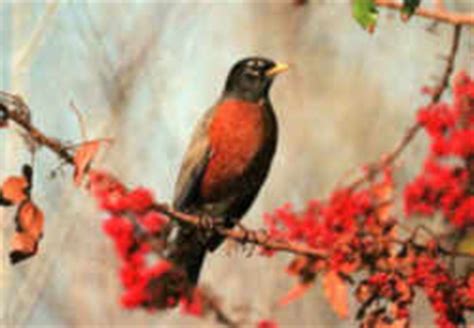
[265,62,289,77]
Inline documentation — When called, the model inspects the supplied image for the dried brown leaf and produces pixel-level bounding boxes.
[73,139,110,186]
[277,281,313,307]
[1,176,28,205]
[286,256,309,276]
[372,179,394,222]
[322,271,349,319]
[10,201,44,264]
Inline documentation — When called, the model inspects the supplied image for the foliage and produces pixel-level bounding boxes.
[352,0,378,33]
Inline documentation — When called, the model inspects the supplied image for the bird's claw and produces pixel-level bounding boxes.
[233,222,257,257]
[197,214,215,231]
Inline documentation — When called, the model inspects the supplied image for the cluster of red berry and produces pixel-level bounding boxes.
[263,170,402,320]
[261,72,474,327]
[356,271,411,324]
[405,72,474,228]
[88,170,204,315]
[408,253,472,328]
[263,168,393,263]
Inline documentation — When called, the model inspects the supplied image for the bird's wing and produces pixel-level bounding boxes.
[173,106,216,211]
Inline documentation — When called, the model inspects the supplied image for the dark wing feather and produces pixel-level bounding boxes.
[173,106,216,210]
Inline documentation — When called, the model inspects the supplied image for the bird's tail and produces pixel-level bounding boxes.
[166,222,207,285]
[183,247,206,284]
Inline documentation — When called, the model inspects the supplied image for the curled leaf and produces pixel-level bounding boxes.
[1,176,28,205]
[322,271,349,319]
[73,139,111,186]
[0,164,33,205]
[286,256,310,276]
[10,200,44,264]
[11,233,37,263]
[355,281,373,304]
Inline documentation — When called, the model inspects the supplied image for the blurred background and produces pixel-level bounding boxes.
[1,0,473,326]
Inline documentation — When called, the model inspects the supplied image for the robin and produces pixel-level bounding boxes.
[167,57,288,284]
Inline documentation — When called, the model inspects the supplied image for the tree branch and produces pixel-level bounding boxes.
[2,75,472,262]
[374,0,474,26]
[0,92,74,164]
[0,19,467,264]
[0,92,327,260]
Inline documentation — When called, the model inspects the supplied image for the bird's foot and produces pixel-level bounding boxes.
[234,221,248,239]
[233,222,259,256]
[236,222,259,241]
[197,214,215,231]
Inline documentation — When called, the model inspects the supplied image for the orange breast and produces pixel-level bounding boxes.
[201,99,265,200]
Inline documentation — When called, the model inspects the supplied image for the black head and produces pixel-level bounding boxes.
[223,57,288,102]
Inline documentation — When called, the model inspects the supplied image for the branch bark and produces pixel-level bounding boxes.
[2,90,473,263]
[0,92,327,260]
[374,0,474,26]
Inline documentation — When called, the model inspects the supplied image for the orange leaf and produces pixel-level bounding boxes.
[371,176,394,222]
[1,165,33,206]
[286,256,309,276]
[322,271,349,319]
[10,201,44,264]
[17,201,44,239]
[11,233,37,255]
[73,140,110,186]
[277,282,313,307]
[1,176,28,205]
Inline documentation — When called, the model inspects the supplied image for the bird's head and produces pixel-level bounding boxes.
[223,57,288,102]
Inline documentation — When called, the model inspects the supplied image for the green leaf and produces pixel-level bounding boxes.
[352,0,378,33]
[401,0,421,21]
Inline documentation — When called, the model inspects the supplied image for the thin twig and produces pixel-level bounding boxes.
[152,203,327,259]
[0,92,74,164]
[390,237,474,259]
[346,24,462,191]
[431,24,462,103]
[2,90,473,262]
[374,0,474,26]
[69,101,88,141]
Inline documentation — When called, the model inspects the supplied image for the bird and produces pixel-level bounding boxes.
[166,57,288,285]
